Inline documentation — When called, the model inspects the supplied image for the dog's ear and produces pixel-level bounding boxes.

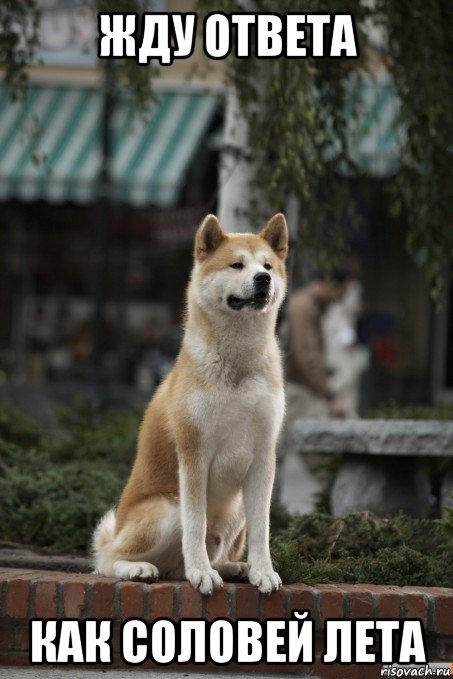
[259,213,289,260]
[195,214,226,261]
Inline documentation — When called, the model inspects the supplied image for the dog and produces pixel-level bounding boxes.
[92,212,288,595]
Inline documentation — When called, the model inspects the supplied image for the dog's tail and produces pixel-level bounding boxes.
[91,508,116,574]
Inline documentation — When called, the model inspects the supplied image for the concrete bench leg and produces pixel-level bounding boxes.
[441,464,453,515]
[331,455,434,518]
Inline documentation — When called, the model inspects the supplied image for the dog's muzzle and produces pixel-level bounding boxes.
[227,273,272,310]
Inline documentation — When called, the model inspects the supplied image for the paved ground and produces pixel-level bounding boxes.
[0,670,303,678]
[2,667,452,679]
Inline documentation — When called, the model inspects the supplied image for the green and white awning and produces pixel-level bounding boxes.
[0,86,220,206]
[0,76,402,205]
[345,74,403,177]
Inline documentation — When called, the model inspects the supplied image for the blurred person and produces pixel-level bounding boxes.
[323,279,369,416]
[285,269,353,423]
[274,268,353,507]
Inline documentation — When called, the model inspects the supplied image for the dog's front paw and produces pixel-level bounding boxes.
[186,568,223,595]
[248,567,282,594]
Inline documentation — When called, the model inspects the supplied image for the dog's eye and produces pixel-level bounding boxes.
[230,262,244,270]
[264,263,272,271]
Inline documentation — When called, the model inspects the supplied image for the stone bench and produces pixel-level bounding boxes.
[291,419,453,517]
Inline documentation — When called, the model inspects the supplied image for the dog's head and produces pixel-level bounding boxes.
[191,213,288,317]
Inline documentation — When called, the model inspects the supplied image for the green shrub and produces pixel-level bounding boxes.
[49,396,140,464]
[270,511,453,587]
[0,443,125,552]
[367,400,453,421]
[0,402,43,448]
[0,399,140,552]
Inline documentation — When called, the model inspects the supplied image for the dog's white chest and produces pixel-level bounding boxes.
[188,377,284,503]
[189,375,279,439]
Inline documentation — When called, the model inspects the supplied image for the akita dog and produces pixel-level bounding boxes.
[93,213,288,595]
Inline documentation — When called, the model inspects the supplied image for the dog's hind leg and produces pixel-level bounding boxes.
[111,559,159,581]
[93,496,182,581]
[208,519,249,581]
[216,525,249,580]
[228,524,247,562]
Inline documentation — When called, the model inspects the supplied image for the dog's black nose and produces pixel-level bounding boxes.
[254,272,271,288]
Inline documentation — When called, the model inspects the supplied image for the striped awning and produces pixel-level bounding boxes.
[345,74,403,177]
[0,86,220,206]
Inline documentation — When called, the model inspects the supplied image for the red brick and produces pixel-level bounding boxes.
[206,586,230,620]
[0,651,30,666]
[340,585,374,618]
[149,582,174,619]
[33,572,70,583]
[0,569,35,578]
[386,585,407,596]
[63,582,88,618]
[61,573,97,583]
[403,585,453,596]
[403,592,428,625]
[359,584,402,618]
[111,622,122,651]
[62,581,88,618]
[234,583,259,619]
[179,582,202,618]
[350,592,373,618]
[317,585,344,622]
[261,586,287,619]
[287,583,317,617]
[119,581,145,620]
[378,593,401,617]
[91,578,119,618]
[14,624,29,652]
[435,593,453,635]
[379,596,400,619]
[5,576,34,618]
[34,580,57,618]
[310,659,383,679]
[314,633,325,655]
[219,660,299,674]
[0,625,15,650]
[434,636,453,660]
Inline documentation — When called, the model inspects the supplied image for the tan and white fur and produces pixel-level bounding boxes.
[93,213,289,595]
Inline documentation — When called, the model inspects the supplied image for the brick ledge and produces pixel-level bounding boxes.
[0,567,452,676]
